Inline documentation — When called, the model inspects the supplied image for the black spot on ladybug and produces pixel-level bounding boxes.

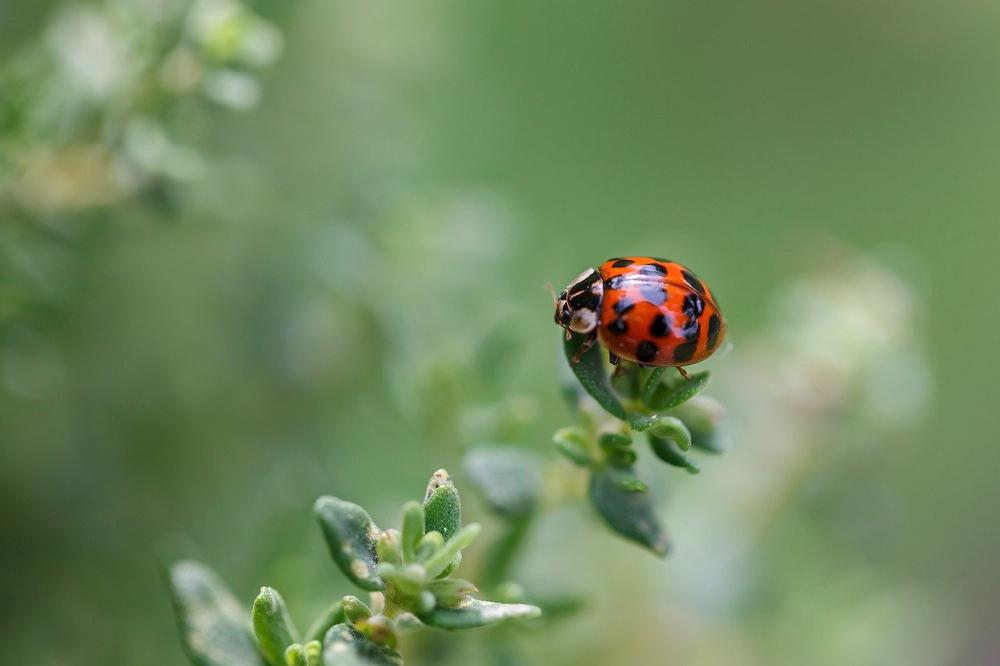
[613,299,635,315]
[639,263,667,276]
[606,277,626,290]
[608,318,628,335]
[682,293,704,318]
[673,340,698,363]
[636,340,658,363]
[707,314,721,350]
[639,284,667,305]
[649,314,670,337]
[682,270,705,295]
[612,258,634,268]
[682,319,700,340]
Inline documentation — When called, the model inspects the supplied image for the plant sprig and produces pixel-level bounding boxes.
[556,332,725,555]
[168,470,540,666]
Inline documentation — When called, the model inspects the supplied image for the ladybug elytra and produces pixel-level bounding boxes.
[554,257,725,374]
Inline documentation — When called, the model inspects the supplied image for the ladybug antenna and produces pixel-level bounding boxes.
[544,282,558,305]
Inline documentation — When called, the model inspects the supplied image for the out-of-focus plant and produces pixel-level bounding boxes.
[0,0,286,356]
[0,0,284,214]
[168,470,541,665]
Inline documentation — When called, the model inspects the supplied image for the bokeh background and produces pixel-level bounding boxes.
[2,1,999,664]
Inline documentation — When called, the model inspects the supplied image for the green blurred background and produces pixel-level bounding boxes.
[2,1,998,664]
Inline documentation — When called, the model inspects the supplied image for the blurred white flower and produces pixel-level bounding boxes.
[187,0,284,66]
[46,5,130,100]
[203,69,261,110]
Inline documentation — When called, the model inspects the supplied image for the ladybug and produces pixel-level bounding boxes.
[554,256,725,376]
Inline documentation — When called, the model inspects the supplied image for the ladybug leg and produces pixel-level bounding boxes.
[676,366,690,380]
[608,351,619,366]
[570,332,598,365]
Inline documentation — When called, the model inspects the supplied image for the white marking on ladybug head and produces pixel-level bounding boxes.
[554,267,602,334]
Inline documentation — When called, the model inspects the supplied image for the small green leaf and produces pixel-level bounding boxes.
[341,596,372,623]
[463,447,543,519]
[588,467,669,556]
[598,431,636,468]
[253,587,300,666]
[609,362,641,399]
[423,523,481,578]
[376,563,425,597]
[303,641,322,666]
[598,431,632,449]
[304,601,345,643]
[400,501,425,564]
[420,598,541,629]
[641,367,668,403]
[284,644,306,666]
[167,560,267,666]
[614,476,648,492]
[415,531,444,561]
[563,333,627,420]
[322,624,402,666]
[354,615,398,650]
[672,396,726,453]
[426,578,478,607]
[648,371,710,411]
[647,415,692,451]
[552,428,593,467]
[424,469,461,541]
[375,530,402,568]
[314,497,383,591]
[648,434,701,473]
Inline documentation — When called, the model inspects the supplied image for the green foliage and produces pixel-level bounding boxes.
[168,311,728,663]
[253,587,301,666]
[167,561,267,666]
[170,470,541,665]
[560,332,725,554]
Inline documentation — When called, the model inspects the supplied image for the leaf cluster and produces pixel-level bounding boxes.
[168,470,540,665]
[555,333,726,555]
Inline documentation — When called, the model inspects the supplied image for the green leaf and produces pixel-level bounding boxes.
[375,530,402,568]
[420,598,541,629]
[562,332,627,420]
[376,563,425,597]
[672,397,726,453]
[304,601,345,643]
[253,587,300,666]
[551,428,593,466]
[641,367,668,403]
[648,434,700,474]
[648,371,710,411]
[303,641,321,666]
[340,596,372,623]
[588,467,669,556]
[423,523,481,579]
[167,560,267,666]
[400,501,424,564]
[321,624,402,666]
[463,447,543,519]
[415,531,444,562]
[647,415,692,451]
[598,431,636,468]
[284,644,306,666]
[423,469,461,541]
[313,497,383,591]
[426,578,478,607]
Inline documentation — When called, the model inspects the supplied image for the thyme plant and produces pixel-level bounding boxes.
[167,332,725,665]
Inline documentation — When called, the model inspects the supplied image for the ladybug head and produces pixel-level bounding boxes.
[554,268,603,335]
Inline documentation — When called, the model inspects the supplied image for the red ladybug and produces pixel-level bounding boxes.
[554,257,725,376]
